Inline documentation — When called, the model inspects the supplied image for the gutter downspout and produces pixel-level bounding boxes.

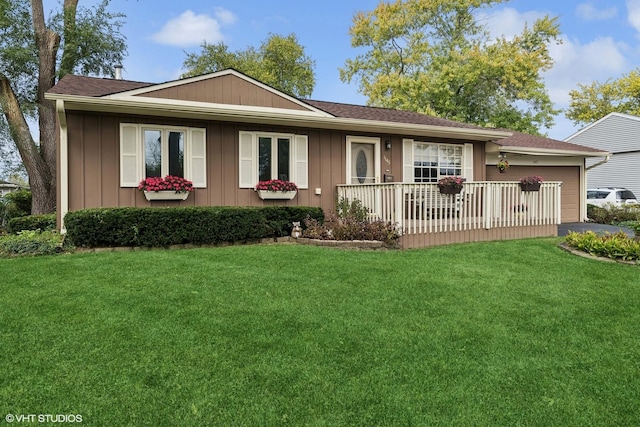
[585,155,610,171]
[55,99,68,233]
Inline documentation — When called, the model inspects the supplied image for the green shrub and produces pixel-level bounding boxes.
[4,189,32,219]
[0,230,65,257]
[303,198,400,246]
[8,213,56,234]
[587,204,640,224]
[335,197,370,223]
[64,206,324,248]
[565,231,640,261]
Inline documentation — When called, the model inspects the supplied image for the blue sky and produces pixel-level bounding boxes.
[51,0,640,139]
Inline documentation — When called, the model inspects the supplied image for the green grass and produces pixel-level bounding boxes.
[1,238,639,426]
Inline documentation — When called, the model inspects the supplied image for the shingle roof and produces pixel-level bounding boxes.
[498,131,607,154]
[47,74,607,155]
[304,99,483,130]
[48,74,152,96]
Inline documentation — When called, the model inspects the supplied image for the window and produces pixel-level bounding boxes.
[258,136,291,181]
[239,132,308,188]
[403,140,473,183]
[120,124,206,187]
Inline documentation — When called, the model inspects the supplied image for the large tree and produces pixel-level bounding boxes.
[182,33,316,98]
[566,69,640,126]
[0,0,126,214]
[340,0,561,134]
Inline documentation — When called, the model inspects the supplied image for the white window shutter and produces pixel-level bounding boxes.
[120,124,140,187]
[188,128,207,188]
[293,135,308,189]
[463,143,474,182]
[239,132,256,188]
[402,139,414,182]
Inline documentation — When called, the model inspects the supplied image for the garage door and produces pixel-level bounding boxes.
[486,165,581,223]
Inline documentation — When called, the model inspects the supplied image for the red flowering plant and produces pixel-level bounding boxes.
[437,176,464,192]
[138,175,194,193]
[255,179,298,192]
[519,176,544,185]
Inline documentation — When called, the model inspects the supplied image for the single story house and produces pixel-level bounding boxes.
[45,69,608,248]
[564,112,639,198]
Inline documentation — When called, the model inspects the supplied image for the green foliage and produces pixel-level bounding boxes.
[567,68,640,126]
[181,33,316,97]
[303,198,400,245]
[0,230,65,256]
[7,213,56,234]
[587,203,640,224]
[3,189,31,219]
[340,0,561,133]
[565,231,640,261]
[64,206,324,248]
[335,197,370,222]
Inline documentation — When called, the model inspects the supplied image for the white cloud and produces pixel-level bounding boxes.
[480,7,547,41]
[214,7,237,26]
[151,9,237,47]
[545,36,628,106]
[628,0,640,32]
[576,3,617,21]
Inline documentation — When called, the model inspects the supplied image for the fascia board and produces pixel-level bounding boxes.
[497,145,610,158]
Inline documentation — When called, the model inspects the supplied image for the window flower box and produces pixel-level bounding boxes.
[138,175,194,201]
[255,179,298,200]
[143,191,190,201]
[257,190,297,200]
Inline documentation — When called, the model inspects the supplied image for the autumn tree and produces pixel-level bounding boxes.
[182,33,316,98]
[0,0,126,214]
[340,0,561,134]
[566,69,640,125]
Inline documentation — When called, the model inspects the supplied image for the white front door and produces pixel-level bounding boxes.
[347,136,380,185]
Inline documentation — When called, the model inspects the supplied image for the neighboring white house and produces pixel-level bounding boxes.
[0,180,27,197]
[565,112,640,198]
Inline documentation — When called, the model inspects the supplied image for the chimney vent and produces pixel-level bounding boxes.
[114,64,123,80]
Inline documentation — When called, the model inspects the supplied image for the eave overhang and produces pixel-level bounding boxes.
[44,93,513,142]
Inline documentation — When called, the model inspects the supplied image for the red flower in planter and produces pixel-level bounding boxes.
[255,179,298,192]
[138,176,194,193]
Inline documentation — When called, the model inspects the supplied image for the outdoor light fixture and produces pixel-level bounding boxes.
[385,139,392,150]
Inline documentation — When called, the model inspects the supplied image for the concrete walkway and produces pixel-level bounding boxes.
[558,222,635,238]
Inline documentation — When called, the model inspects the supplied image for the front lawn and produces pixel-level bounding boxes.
[1,239,639,426]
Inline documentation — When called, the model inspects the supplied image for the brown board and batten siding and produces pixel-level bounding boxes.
[64,111,353,217]
[63,110,486,222]
[136,74,310,111]
[486,165,581,223]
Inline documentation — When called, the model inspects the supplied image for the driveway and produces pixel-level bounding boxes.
[558,222,635,238]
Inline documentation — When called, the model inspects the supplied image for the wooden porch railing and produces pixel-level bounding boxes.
[337,182,562,235]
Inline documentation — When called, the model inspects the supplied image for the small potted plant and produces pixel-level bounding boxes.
[519,176,543,192]
[138,175,194,201]
[255,179,298,200]
[497,159,509,173]
[437,176,464,195]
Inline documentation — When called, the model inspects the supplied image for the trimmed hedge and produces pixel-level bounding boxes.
[8,213,57,234]
[64,206,324,248]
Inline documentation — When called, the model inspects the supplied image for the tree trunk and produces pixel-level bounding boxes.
[30,0,62,214]
[0,75,55,214]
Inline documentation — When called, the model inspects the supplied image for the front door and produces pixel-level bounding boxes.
[347,136,380,185]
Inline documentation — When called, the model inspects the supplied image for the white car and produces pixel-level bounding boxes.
[587,188,638,208]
